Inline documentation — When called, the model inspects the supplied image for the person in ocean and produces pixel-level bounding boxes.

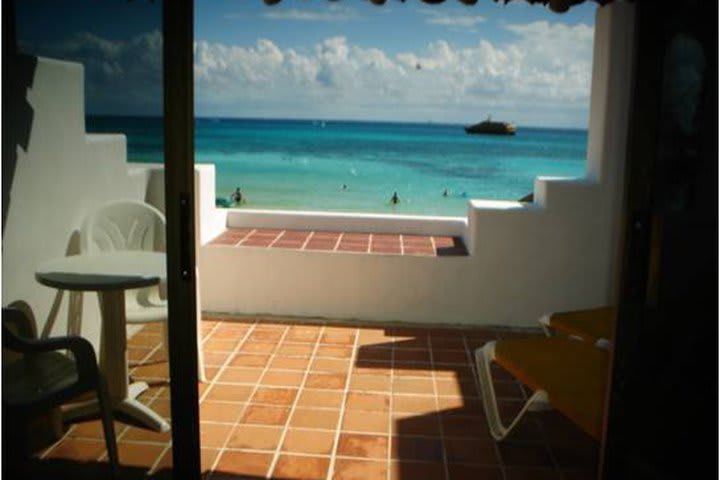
[390,191,400,205]
[341,184,348,190]
[442,188,449,197]
[231,187,245,205]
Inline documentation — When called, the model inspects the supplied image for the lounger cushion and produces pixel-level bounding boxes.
[494,337,609,440]
[548,306,615,342]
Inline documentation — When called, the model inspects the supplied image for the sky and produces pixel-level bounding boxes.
[16,0,597,128]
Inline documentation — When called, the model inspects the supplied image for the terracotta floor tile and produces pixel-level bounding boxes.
[316,345,354,358]
[229,353,271,368]
[277,343,315,357]
[203,351,233,366]
[433,350,470,365]
[435,379,478,397]
[393,367,432,377]
[290,408,340,429]
[260,370,306,387]
[240,405,291,426]
[333,459,389,480]
[203,339,239,352]
[149,397,172,419]
[337,433,388,459]
[356,347,393,362]
[346,392,390,412]
[445,438,500,465]
[436,397,484,417]
[306,372,347,390]
[305,240,339,251]
[216,367,264,384]
[215,450,273,477]
[441,415,491,439]
[273,454,330,480]
[200,423,233,448]
[320,331,357,345]
[446,464,504,480]
[391,435,444,463]
[497,441,555,468]
[392,412,442,437]
[430,337,466,351]
[66,420,126,440]
[392,395,437,414]
[285,328,321,343]
[251,387,298,406]
[311,357,351,373]
[206,384,253,402]
[282,428,336,455]
[297,389,345,408]
[199,400,245,423]
[226,424,283,451]
[122,426,172,444]
[342,410,389,434]
[349,374,391,392]
[269,356,312,371]
[249,329,284,342]
[393,377,435,395]
[394,349,431,363]
[390,461,446,480]
[239,341,277,354]
[352,365,392,377]
[111,442,165,468]
[45,438,107,462]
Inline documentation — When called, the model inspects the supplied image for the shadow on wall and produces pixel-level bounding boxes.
[2,54,37,234]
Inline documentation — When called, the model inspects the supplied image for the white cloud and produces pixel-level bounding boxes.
[421,9,486,29]
[194,21,594,127]
[30,19,594,127]
[262,5,359,22]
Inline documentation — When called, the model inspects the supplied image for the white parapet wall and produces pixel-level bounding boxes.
[199,2,636,327]
[2,56,158,351]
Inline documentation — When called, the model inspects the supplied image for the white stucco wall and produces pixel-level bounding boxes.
[2,57,157,350]
[199,3,635,327]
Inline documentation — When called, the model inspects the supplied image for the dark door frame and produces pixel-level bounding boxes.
[163,0,202,477]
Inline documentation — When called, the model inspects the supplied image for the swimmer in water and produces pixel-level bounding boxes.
[442,188,449,197]
[390,192,400,205]
[341,184,347,190]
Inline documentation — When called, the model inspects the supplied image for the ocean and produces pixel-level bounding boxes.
[87,116,588,217]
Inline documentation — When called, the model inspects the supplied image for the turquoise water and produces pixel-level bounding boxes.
[87,116,587,217]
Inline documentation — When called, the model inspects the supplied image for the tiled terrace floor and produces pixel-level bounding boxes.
[31,316,598,480]
[209,228,468,257]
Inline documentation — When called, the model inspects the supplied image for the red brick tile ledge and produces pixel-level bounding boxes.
[208,228,468,257]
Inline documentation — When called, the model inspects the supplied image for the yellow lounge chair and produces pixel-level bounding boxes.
[539,306,615,348]
[475,337,609,441]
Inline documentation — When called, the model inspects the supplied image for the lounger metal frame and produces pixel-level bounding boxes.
[474,341,550,441]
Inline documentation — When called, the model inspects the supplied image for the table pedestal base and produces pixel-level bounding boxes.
[63,381,170,432]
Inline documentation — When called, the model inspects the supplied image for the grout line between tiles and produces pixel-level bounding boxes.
[206,320,264,479]
[236,228,257,247]
[325,327,360,480]
[430,236,437,257]
[333,232,343,252]
[385,334,396,479]
[300,231,315,251]
[428,335,451,480]
[267,230,285,248]
[266,323,327,478]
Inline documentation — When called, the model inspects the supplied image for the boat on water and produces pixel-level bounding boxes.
[464,116,516,135]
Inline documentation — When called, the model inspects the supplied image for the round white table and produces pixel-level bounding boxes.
[36,252,170,432]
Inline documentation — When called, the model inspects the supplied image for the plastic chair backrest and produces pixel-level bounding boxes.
[81,200,166,254]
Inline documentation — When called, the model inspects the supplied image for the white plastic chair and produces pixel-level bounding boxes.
[79,200,206,381]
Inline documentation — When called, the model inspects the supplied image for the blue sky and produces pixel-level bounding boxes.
[17,0,597,128]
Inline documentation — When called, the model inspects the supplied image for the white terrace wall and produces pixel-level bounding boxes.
[2,57,158,350]
[199,3,635,327]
